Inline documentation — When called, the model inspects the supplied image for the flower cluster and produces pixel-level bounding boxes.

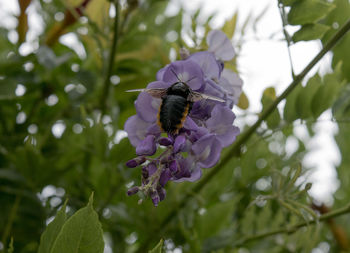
[124,30,243,206]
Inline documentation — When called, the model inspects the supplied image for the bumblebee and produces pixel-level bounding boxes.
[127,76,224,135]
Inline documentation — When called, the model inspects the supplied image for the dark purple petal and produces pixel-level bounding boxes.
[127,186,139,196]
[124,115,152,147]
[145,163,157,177]
[207,30,235,61]
[126,156,146,168]
[192,134,222,168]
[158,137,173,146]
[159,169,172,187]
[188,51,221,80]
[174,135,186,153]
[157,187,166,201]
[136,135,156,156]
[173,166,202,182]
[169,160,177,172]
[162,60,204,90]
[151,191,160,206]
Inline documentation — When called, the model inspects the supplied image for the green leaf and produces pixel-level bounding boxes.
[311,63,345,118]
[148,239,164,253]
[237,91,249,109]
[280,0,299,6]
[284,85,302,122]
[292,23,330,42]
[195,200,234,240]
[261,87,281,128]
[38,201,67,253]
[50,193,104,253]
[222,13,238,39]
[288,0,335,25]
[295,74,321,119]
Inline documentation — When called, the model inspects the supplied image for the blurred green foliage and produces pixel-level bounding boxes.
[0,0,349,252]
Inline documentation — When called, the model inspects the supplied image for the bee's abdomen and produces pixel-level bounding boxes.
[158,95,191,134]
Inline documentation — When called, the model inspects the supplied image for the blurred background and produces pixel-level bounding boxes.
[0,0,349,252]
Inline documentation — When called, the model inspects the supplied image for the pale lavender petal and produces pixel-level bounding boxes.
[206,105,239,147]
[135,92,160,123]
[207,30,235,61]
[188,51,220,80]
[183,116,199,131]
[124,115,152,147]
[147,123,161,136]
[136,135,156,156]
[145,163,157,176]
[162,60,204,90]
[147,80,170,89]
[192,134,222,168]
[219,69,243,105]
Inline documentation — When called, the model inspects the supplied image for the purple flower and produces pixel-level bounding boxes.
[124,30,243,206]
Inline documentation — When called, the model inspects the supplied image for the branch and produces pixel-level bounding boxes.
[137,18,350,252]
[100,0,119,115]
[235,202,350,246]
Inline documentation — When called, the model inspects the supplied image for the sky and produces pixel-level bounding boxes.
[0,0,341,204]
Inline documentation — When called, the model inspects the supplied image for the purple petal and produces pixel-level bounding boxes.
[127,186,139,196]
[124,115,152,147]
[147,80,170,89]
[183,116,199,131]
[126,156,146,168]
[192,134,222,168]
[205,104,240,147]
[147,123,161,136]
[136,135,156,156]
[179,48,190,60]
[188,51,221,80]
[169,160,178,172]
[158,137,173,146]
[219,69,243,105]
[135,92,160,123]
[151,191,160,206]
[159,169,172,187]
[162,60,204,90]
[207,30,235,61]
[157,187,166,201]
[145,163,157,177]
[174,135,186,153]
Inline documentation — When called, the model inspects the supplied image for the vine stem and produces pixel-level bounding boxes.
[234,202,350,246]
[137,17,350,252]
[100,0,119,115]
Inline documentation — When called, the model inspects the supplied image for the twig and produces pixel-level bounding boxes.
[100,0,119,115]
[136,18,350,252]
[278,3,296,78]
[234,202,350,246]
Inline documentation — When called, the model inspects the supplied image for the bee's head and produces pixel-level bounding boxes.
[167,82,191,97]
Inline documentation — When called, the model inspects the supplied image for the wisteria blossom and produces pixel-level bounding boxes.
[124,30,243,206]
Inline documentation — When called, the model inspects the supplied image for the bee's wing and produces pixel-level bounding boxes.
[189,91,225,103]
[126,88,167,98]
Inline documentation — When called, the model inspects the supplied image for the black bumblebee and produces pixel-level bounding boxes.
[127,75,225,135]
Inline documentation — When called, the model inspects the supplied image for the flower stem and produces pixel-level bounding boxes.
[100,0,119,115]
[234,202,350,246]
[137,17,350,252]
